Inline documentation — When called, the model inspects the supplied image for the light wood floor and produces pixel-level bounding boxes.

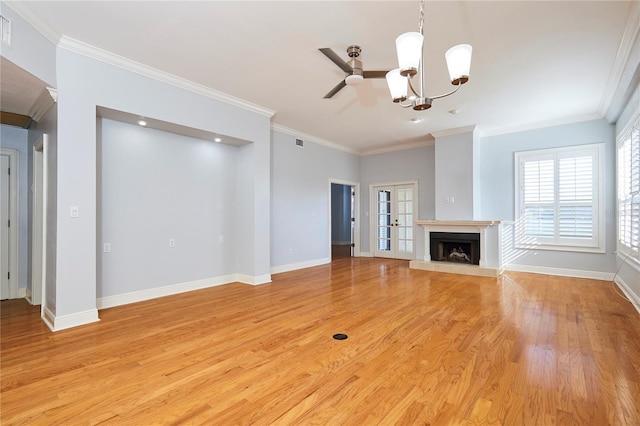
[2,258,639,425]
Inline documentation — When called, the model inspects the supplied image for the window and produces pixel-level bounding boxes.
[515,143,605,252]
[617,115,640,264]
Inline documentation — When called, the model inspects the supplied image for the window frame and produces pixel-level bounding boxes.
[616,114,640,268]
[514,143,605,253]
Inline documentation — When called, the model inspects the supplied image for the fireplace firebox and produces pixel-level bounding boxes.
[430,232,480,265]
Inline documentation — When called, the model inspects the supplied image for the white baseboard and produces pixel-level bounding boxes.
[237,274,272,286]
[504,264,615,281]
[614,275,640,315]
[44,308,100,332]
[359,252,373,258]
[42,306,55,331]
[97,274,241,309]
[270,257,330,275]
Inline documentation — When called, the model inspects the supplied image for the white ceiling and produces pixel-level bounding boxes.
[2,1,637,153]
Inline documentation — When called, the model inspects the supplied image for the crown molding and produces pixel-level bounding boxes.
[2,1,60,45]
[271,123,359,155]
[360,139,433,156]
[430,125,477,139]
[57,36,276,119]
[272,122,438,157]
[479,113,603,138]
[28,87,56,122]
[598,0,640,117]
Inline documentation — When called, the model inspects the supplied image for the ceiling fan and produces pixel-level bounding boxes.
[319,45,390,99]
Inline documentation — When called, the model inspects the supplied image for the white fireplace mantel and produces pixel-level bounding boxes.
[410,220,503,277]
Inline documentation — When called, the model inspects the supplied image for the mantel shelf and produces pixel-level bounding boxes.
[415,220,501,227]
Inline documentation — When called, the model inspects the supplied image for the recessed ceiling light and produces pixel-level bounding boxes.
[448,109,460,115]
[138,120,147,126]
[410,117,423,123]
[214,137,222,143]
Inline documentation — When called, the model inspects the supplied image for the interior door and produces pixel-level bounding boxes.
[1,155,10,299]
[373,184,415,260]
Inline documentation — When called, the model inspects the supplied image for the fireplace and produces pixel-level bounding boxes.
[430,232,480,265]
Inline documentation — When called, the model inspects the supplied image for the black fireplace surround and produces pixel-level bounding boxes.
[430,232,480,265]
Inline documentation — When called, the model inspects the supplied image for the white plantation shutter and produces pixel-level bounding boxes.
[558,155,593,238]
[515,144,604,252]
[523,159,554,237]
[617,116,640,262]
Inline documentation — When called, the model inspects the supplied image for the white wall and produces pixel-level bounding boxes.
[270,131,360,271]
[0,125,28,292]
[99,118,240,298]
[478,119,617,276]
[359,145,436,259]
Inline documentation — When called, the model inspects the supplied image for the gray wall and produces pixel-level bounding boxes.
[0,125,29,291]
[0,3,56,87]
[270,131,360,270]
[99,118,239,298]
[434,131,475,220]
[478,118,617,274]
[51,46,271,323]
[359,145,436,259]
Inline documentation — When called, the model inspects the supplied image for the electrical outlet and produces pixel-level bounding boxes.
[103,243,110,253]
[70,206,79,218]
[169,238,175,248]
[219,235,224,244]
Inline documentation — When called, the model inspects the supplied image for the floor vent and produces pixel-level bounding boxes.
[295,138,304,147]
[1,15,11,47]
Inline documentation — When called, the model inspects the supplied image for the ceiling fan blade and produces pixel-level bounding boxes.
[319,48,353,73]
[363,70,390,79]
[324,80,347,99]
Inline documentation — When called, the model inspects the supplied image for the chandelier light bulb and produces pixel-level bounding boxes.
[385,69,408,102]
[445,44,472,85]
[395,32,423,76]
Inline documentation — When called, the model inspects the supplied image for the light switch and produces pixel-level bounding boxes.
[169,238,175,248]
[103,243,111,253]
[70,206,79,218]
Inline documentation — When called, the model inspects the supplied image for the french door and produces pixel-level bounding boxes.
[373,183,416,260]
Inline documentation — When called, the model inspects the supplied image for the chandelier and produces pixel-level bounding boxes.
[385,0,472,110]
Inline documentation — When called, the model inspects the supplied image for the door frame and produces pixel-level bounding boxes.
[0,148,19,299]
[29,135,48,307]
[328,179,360,258]
[370,180,419,260]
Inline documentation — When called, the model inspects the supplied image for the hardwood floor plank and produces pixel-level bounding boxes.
[2,258,639,425]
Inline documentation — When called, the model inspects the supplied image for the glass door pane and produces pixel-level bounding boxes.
[376,190,392,253]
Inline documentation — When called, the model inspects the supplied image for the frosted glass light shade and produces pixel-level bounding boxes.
[445,44,472,85]
[396,32,423,76]
[386,69,407,102]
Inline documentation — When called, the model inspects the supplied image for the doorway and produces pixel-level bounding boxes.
[330,181,359,259]
[29,135,47,307]
[0,149,18,300]
[371,183,417,260]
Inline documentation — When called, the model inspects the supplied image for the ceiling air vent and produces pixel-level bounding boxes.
[295,138,304,148]
[1,15,11,47]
